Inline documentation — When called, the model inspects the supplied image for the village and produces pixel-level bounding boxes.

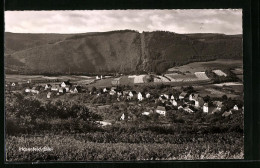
[6,72,244,126]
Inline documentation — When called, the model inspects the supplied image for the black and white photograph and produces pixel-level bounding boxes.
[4,9,244,161]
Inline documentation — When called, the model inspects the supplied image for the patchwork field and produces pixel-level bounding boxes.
[168,59,242,73]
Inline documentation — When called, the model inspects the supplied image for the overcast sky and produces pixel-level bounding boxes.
[5,9,242,34]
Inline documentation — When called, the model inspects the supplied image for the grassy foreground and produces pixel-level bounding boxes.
[6,134,243,161]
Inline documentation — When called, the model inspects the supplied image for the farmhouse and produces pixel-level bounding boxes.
[155,106,166,116]
[117,91,123,97]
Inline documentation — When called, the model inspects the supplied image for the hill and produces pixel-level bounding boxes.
[4,30,242,75]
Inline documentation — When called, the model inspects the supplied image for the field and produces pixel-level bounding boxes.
[6,132,243,161]
[168,59,242,73]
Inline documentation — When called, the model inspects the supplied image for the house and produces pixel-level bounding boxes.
[159,96,167,103]
[137,92,144,101]
[155,106,166,116]
[59,87,66,93]
[25,87,31,93]
[103,87,110,93]
[111,87,117,92]
[203,103,209,113]
[51,85,59,91]
[162,94,169,99]
[96,121,112,126]
[31,87,40,94]
[70,86,80,93]
[11,82,17,87]
[172,99,178,106]
[170,95,175,100]
[47,92,52,99]
[233,105,239,110]
[123,91,129,97]
[96,76,100,80]
[128,91,137,99]
[44,84,52,90]
[142,112,150,116]
[61,81,72,88]
[117,91,123,97]
[189,93,198,101]
[195,97,204,107]
[178,106,183,109]
[179,92,188,100]
[109,90,116,95]
[120,113,125,120]
[146,93,151,99]
[222,111,232,117]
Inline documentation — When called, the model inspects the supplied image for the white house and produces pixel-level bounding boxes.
[109,90,116,95]
[120,113,125,120]
[96,76,100,80]
[233,105,239,110]
[142,112,150,116]
[61,82,67,88]
[117,92,122,97]
[203,103,209,113]
[172,99,177,106]
[103,87,109,93]
[25,88,31,93]
[61,81,72,88]
[128,91,136,99]
[137,92,144,101]
[170,95,175,100]
[47,92,52,99]
[51,85,59,91]
[146,93,151,99]
[155,106,166,116]
[59,87,66,93]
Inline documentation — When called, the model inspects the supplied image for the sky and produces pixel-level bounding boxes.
[5,9,242,35]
